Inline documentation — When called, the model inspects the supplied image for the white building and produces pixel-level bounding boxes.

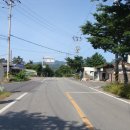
[82,67,99,81]
[83,64,114,82]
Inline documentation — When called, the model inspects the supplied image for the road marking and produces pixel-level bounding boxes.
[0,92,28,114]
[88,87,130,105]
[67,92,99,94]
[68,79,130,105]
[65,92,94,130]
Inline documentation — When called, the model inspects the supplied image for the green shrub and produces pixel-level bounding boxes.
[103,83,130,99]
[73,74,80,79]
[13,70,29,82]
[118,85,130,99]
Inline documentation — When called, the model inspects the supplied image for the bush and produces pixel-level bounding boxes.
[12,70,29,82]
[119,85,130,99]
[103,83,130,99]
[73,74,80,79]
[103,84,121,95]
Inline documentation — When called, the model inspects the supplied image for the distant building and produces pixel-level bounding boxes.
[83,64,114,82]
[83,62,130,83]
[2,63,25,74]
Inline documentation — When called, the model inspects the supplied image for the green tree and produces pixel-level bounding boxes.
[13,56,24,64]
[66,56,84,73]
[55,65,72,77]
[84,53,106,67]
[42,65,54,77]
[92,0,129,3]
[81,3,130,85]
[25,60,34,69]
[34,64,43,76]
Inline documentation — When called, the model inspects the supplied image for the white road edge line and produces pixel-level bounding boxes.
[0,92,28,114]
[88,87,130,105]
[68,79,130,104]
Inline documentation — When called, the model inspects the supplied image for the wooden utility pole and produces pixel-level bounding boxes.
[3,0,21,79]
[7,0,12,79]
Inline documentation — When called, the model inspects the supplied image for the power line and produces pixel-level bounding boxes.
[0,54,7,56]
[9,34,74,56]
[0,35,7,39]
[18,4,56,31]
[0,42,72,57]
[13,7,71,46]
[14,1,73,40]
[0,37,7,40]
[0,34,74,56]
[76,2,95,37]
[15,6,54,32]
[21,2,73,37]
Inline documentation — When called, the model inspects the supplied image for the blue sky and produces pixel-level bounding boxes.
[0,0,114,63]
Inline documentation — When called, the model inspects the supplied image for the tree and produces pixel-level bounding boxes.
[0,58,7,63]
[84,53,106,67]
[66,56,84,73]
[13,56,24,64]
[81,3,130,85]
[92,0,130,4]
[28,60,33,64]
[55,65,72,77]
[34,64,43,76]
[42,65,54,77]
[25,60,34,69]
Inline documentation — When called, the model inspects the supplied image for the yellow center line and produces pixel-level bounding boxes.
[65,92,94,130]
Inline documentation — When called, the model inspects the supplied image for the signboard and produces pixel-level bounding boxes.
[42,57,55,68]
[43,57,55,63]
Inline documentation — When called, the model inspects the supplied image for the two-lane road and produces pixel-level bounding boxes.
[0,78,130,130]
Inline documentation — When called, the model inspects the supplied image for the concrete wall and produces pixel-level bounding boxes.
[127,55,130,64]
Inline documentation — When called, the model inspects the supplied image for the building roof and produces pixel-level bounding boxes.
[96,64,114,69]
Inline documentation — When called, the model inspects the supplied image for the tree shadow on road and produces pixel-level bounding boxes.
[0,111,100,130]
[0,100,14,104]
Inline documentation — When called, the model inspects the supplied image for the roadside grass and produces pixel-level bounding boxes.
[0,91,11,100]
[73,74,80,80]
[103,83,130,99]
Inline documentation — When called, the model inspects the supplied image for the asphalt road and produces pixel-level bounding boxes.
[0,78,130,130]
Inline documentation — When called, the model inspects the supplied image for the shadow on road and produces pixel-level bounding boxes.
[0,111,100,130]
[4,80,42,93]
[0,100,14,104]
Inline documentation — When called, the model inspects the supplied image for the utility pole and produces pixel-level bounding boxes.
[7,0,12,79]
[3,0,21,79]
[10,49,12,64]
